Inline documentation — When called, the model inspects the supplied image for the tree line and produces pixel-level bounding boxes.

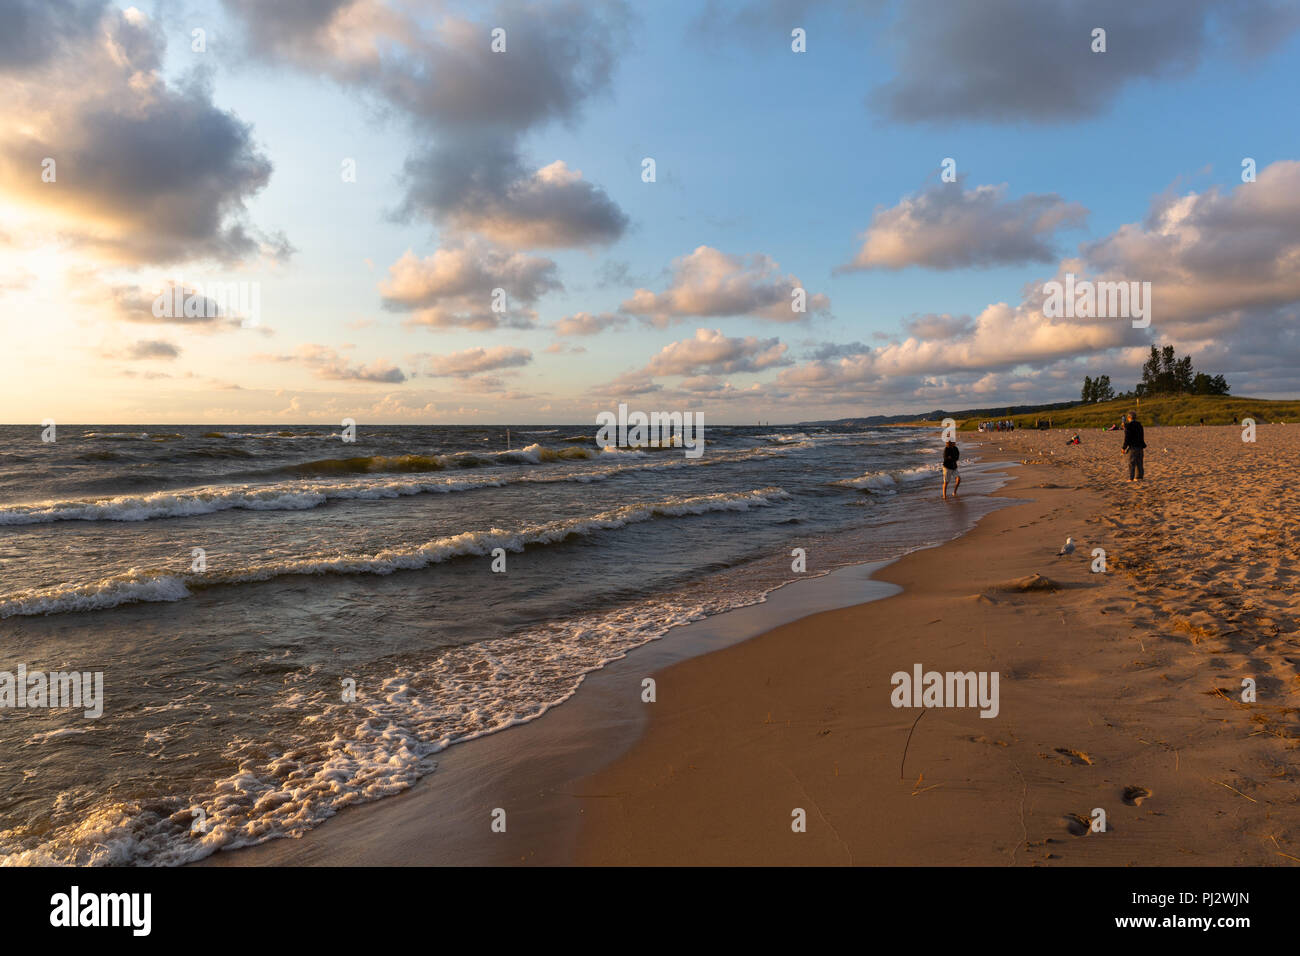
[1080,345,1230,403]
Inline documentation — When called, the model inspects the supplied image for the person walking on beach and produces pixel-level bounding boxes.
[1121,411,1146,480]
[942,440,960,499]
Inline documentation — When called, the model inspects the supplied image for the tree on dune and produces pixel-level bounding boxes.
[1081,374,1114,403]
[1132,345,1229,397]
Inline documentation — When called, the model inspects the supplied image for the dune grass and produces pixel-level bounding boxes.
[906,395,1300,431]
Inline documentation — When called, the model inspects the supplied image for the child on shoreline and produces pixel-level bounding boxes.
[942,440,960,499]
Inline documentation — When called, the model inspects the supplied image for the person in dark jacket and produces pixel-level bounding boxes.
[1121,411,1146,480]
[942,440,960,499]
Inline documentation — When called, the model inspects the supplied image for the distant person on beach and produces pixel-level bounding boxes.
[1121,411,1146,480]
[942,440,960,499]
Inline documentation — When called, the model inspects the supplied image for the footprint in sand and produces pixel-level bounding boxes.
[1123,786,1152,806]
[1064,813,1091,836]
[1053,747,1093,766]
[1064,812,1113,836]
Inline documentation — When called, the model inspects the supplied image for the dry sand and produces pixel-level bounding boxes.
[573,424,1300,865]
[207,424,1299,866]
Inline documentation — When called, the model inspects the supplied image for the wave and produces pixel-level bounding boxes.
[0,476,507,525]
[830,464,935,493]
[79,431,186,442]
[284,453,452,475]
[0,445,799,526]
[201,430,329,439]
[0,487,792,618]
[282,442,602,476]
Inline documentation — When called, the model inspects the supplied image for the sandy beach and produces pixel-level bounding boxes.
[571,424,1300,865]
[206,423,1300,866]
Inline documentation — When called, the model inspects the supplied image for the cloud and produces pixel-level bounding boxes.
[0,3,284,266]
[1079,160,1300,335]
[219,0,377,64]
[778,297,1133,395]
[0,0,104,72]
[0,267,35,295]
[401,153,627,249]
[871,0,1300,123]
[222,0,631,249]
[420,346,533,377]
[266,344,406,383]
[674,377,768,402]
[643,328,790,376]
[592,370,663,397]
[553,311,629,336]
[378,239,561,331]
[122,339,181,361]
[773,162,1300,408]
[901,313,977,340]
[806,340,871,361]
[620,246,830,326]
[839,179,1087,271]
[104,282,261,333]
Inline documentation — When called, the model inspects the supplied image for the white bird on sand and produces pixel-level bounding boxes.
[1058,537,1075,556]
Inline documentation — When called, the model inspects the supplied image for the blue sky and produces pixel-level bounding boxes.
[3,0,1299,422]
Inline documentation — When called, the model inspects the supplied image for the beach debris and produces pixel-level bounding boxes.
[996,573,1059,593]
[911,773,942,797]
[1208,778,1258,803]
[1058,536,1075,555]
[899,709,927,780]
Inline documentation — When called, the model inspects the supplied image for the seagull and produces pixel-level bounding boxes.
[1058,537,1075,556]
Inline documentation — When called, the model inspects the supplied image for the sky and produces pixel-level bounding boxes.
[1,0,1299,424]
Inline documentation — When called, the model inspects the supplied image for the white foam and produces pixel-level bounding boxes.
[830,464,935,492]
